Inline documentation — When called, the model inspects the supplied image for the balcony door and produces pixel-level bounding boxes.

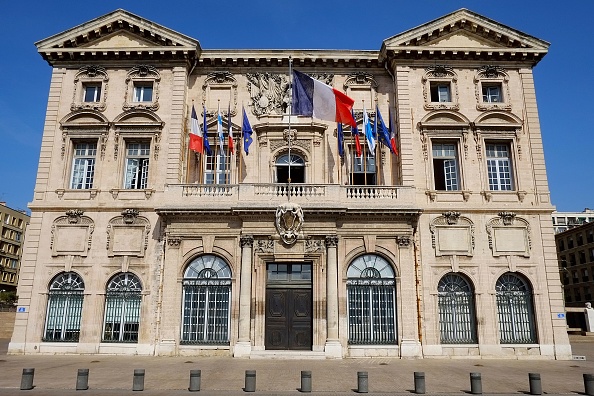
[275,154,305,183]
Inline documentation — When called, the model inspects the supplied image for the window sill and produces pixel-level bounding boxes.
[55,189,99,200]
[109,189,154,200]
[481,190,527,203]
[426,190,471,202]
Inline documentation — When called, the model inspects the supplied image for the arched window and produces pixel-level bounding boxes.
[276,153,305,183]
[496,273,536,344]
[438,273,477,344]
[103,273,142,343]
[181,255,232,344]
[346,254,396,344]
[44,272,85,342]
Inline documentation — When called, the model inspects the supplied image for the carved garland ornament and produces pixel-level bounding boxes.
[123,65,160,111]
[343,72,378,107]
[255,239,274,253]
[71,65,109,112]
[422,65,459,111]
[275,203,304,245]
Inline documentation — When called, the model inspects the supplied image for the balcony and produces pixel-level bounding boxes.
[161,183,417,212]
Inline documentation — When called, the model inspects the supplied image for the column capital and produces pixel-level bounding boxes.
[325,235,339,248]
[240,235,254,248]
[397,235,411,248]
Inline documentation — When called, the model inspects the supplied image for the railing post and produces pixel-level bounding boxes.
[300,370,312,393]
[20,368,34,390]
[414,372,425,394]
[133,369,145,391]
[189,370,201,392]
[76,368,89,391]
[357,371,368,393]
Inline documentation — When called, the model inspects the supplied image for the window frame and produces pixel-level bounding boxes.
[431,140,461,191]
[102,272,142,343]
[43,272,85,342]
[485,141,514,191]
[495,273,537,344]
[422,65,459,111]
[123,65,160,111]
[69,141,98,190]
[437,273,478,344]
[123,141,151,190]
[474,66,512,111]
[71,65,108,112]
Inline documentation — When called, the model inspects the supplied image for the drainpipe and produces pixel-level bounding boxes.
[413,224,423,344]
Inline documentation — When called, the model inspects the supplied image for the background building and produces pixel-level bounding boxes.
[9,8,571,359]
[0,202,28,296]
[552,209,594,234]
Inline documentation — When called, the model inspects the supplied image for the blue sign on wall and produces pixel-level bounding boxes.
[17,307,26,313]
[557,313,565,319]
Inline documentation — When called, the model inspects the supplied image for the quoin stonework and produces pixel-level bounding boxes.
[9,8,571,359]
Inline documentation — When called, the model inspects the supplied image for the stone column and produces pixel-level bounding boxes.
[325,235,342,358]
[234,235,253,357]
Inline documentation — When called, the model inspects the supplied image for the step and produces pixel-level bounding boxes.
[249,350,327,360]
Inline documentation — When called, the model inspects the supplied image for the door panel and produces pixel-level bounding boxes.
[265,288,312,350]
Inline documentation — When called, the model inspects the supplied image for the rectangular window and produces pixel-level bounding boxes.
[580,251,587,264]
[486,143,513,191]
[430,83,451,102]
[204,146,231,185]
[349,146,376,185]
[70,142,97,189]
[83,84,101,102]
[558,240,565,252]
[133,83,153,102]
[482,84,502,103]
[588,230,593,243]
[578,233,584,246]
[124,142,150,189]
[568,237,574,249]
[432,142,459,191]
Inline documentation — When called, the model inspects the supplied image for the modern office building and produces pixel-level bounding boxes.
[9,8,571,359]
[552,209,594,234]
[0,203,29,293]
[556,221,594,308]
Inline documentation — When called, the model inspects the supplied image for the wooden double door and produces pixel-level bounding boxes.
[264,263,313,350]
[265,288,312,350]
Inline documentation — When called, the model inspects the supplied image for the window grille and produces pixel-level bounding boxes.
[496,273,536,344]
[43,272,85,342]
[438,274,477,344]
[181,255,231,344]
[103,273,142,343]
[347,254,396,344]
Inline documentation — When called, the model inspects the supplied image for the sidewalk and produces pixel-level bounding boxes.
[0,336,592,395]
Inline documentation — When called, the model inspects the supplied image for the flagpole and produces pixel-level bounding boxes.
[240,102,244,184]
[186,102,191,184]
[375,101,381,186]
[287,56,293,202]
[226,103,231,184]
[363,101,367,186]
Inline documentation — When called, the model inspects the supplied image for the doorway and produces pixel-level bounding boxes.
[265,263,312,350]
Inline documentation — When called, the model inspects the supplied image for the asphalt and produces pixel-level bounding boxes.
[0,336,593,395]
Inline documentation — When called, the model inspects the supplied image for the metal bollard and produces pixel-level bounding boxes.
[244,370,256,392]
[133,369,145,391]
[584,374,594,396]
[357,371,368,393]
[414,372,425,394]
[76,368,89,391]
[20,368,35,390]
[470,372,482,394]
[300,370,312,393]
[189,370,201,392]
[529,373,542,395]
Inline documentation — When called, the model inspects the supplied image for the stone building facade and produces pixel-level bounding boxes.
[9,8,571,359]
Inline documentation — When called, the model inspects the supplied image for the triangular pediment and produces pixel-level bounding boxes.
[36,9,200,64]
[380,9,549,63]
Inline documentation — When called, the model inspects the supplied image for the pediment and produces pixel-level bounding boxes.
[36,9,200,64]
[380,9,549,63]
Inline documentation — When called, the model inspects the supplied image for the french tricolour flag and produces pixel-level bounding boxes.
[292,70,357,127]
[189,104,204,154]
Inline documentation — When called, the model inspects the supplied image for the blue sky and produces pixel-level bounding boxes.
[0,1,591,213]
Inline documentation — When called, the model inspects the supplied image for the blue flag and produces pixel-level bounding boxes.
[242,106,253,154]
[337,123,344,157]
[203,105,212,156]
[376,105,392,151]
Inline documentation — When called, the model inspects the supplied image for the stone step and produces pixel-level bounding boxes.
[249,350,327,360]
